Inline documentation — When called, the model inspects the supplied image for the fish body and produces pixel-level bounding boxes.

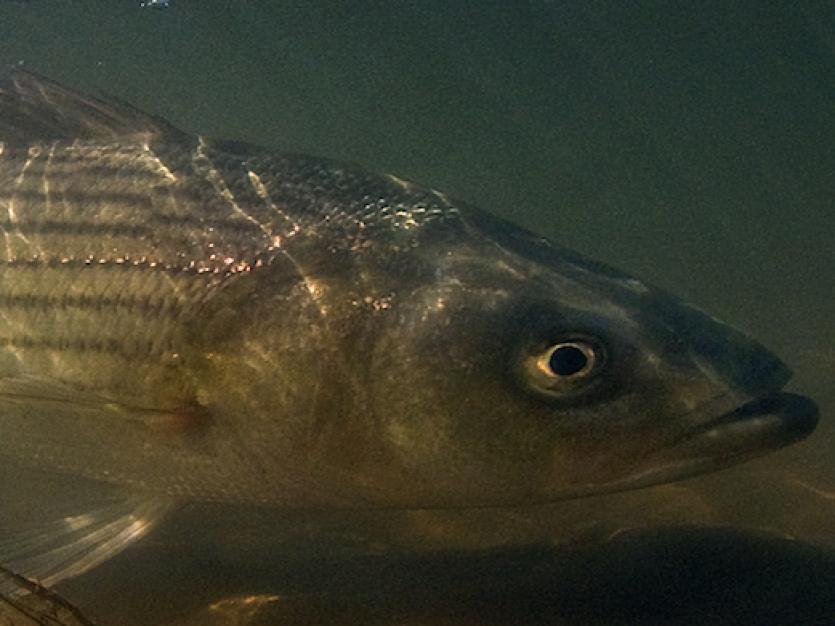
[0,71,818,583]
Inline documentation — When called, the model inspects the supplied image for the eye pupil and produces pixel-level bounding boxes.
[523,336,604,397]
[548,344,589,376]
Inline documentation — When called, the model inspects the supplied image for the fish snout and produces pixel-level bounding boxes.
[641,292,820,463]
[648,294,792,397]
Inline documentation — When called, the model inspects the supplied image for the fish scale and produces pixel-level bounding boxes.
[0,139,273,400]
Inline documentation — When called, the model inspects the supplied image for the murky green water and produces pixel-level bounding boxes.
[0,1,833,624]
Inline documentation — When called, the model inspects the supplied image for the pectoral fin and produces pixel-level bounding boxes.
[0,471,174,588]
[0,375,210,483]
[0,376,191,585]
[0,374,206,428]
[0,375,196,585]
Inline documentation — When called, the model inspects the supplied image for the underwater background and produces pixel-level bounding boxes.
[0,1,833,624]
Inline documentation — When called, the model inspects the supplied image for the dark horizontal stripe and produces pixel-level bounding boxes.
[42,165,164,181]
[5,163,163,182]
[0,189,154,208]
[1,256,256,275]
[0,210,271,241]
[5,145,154,161]
[0,334,173,359]
[0,292,187,317]
[0,215,269,239]
[145,212,269,236]
[0,219,153,238]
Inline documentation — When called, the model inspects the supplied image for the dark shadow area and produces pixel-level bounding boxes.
[61,526,835,625]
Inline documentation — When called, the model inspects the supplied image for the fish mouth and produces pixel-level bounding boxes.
[593,391,819,495]
[675,391,819,461]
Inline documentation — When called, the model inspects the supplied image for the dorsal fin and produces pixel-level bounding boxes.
[0,69,187,143]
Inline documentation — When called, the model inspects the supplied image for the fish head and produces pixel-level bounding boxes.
[362,205,819,507]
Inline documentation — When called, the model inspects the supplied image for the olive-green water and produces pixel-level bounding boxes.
[0,1,833,625]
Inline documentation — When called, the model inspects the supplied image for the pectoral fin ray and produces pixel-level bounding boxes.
[0,486,174,588]
[0,374,204,427]
[0,375,208,472]
[0,374,198,587]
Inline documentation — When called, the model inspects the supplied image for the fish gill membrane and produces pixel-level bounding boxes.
[0,70,820,587]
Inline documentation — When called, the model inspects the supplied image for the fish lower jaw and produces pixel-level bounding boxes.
[567,391,819,498]
[682,391,818,454]
[632,391,819,487]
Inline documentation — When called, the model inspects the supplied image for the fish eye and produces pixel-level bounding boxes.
[543,343,593,377]
[520,336,605,397]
